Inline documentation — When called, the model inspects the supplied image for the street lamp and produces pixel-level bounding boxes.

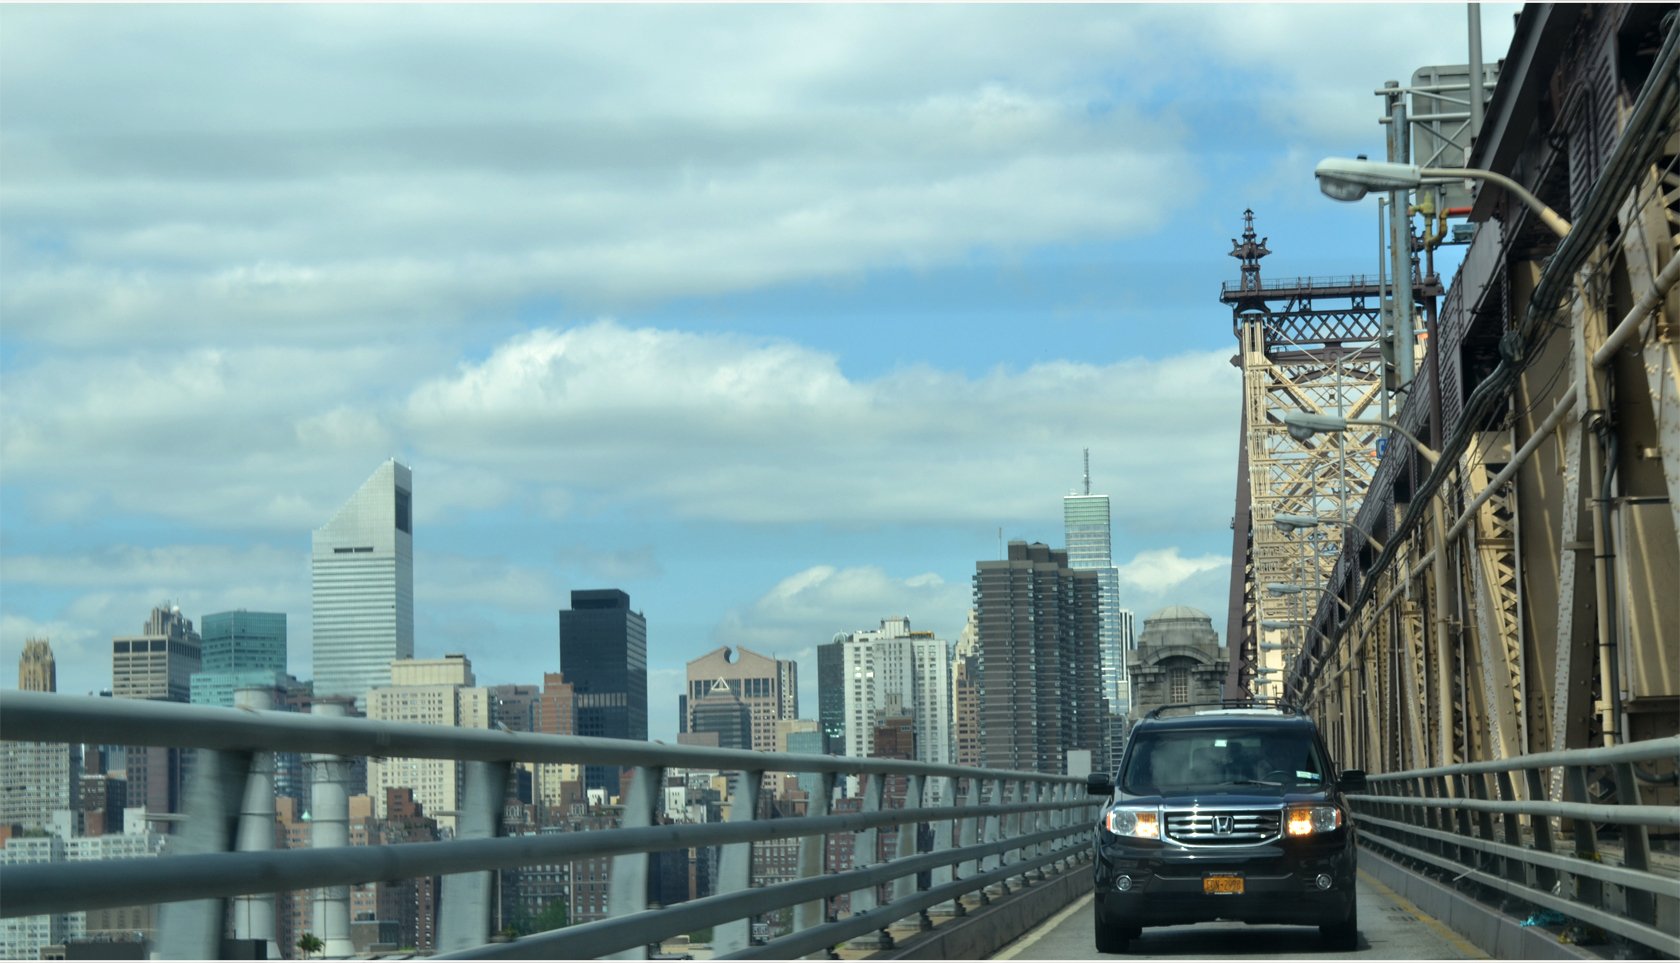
[1314,156,1572,238]
[1266,582,1303,596]
[1273,513,1386,552]
[1283,410,1441,466]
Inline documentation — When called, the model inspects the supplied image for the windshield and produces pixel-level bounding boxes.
[1120,728,1328,795]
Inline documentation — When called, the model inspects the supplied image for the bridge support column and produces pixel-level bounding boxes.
[927,776,965,919]
[716,769,763,956]
[796,770,837,958]
[438,760,510,954]
[308,700,355,959]
[845,773,893,951]
[157,746,249,961]
[231,686,278,958]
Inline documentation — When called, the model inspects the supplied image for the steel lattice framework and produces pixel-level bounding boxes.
[1221,211,1385,698]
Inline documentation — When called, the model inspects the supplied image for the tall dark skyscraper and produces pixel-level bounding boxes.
[816,636,845,754]
[973,541,1106,774]
[558,589,647,795]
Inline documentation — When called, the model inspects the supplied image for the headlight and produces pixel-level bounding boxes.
[1286,805,1344,836]
[1103,808,1160,839]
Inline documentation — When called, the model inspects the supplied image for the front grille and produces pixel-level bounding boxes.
[1164,808,1281,845]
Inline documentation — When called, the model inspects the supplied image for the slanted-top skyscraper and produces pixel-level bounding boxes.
[558,589,647,796]
[312,459,414,708]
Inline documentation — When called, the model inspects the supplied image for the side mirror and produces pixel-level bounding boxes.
[1086,773,1114,795]
[1337,769,1367,792]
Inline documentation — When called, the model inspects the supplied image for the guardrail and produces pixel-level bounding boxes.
[0,691,1099,960]
[1347,736,1680,958]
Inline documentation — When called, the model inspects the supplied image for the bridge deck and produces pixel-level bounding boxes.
[995,871,1489,960]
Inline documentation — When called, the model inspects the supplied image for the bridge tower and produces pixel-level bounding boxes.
[1221,211,1386,699]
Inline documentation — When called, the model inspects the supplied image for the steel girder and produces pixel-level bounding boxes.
[1234,291,1382,698]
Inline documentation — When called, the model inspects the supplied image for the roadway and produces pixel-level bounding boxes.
[994,870,1489,960]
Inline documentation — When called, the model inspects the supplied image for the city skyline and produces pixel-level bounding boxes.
[0,5,1521,743]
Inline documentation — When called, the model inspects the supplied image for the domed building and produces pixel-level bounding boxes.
[1127,605,1229,720]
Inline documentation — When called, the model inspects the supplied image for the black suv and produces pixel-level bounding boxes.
[1085,702,1365,953]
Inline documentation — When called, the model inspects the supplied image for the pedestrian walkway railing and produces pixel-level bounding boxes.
[1347,736,1680,958]
[0,691,1098,960]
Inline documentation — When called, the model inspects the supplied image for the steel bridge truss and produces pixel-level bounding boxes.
[1222,222,1386,699]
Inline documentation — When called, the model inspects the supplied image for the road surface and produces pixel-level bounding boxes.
[996,870,1488,960]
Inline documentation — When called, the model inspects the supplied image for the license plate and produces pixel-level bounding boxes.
[1203,875,1244,895]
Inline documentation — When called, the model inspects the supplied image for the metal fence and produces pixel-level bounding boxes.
[0,691,1099,960]
[1348,736,1680,958]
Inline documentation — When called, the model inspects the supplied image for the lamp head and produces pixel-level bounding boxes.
[1282,410,1351,442]
[1314,157,1423,201]
[1266,582,1303,596]
[1274,512,1320,532]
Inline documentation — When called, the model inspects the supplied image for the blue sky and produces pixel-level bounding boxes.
[0,3,1517,742]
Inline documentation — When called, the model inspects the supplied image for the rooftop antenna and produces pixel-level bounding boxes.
[1083,448,1091,495]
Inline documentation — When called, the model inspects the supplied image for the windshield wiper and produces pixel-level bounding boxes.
[1225,778,1282,786]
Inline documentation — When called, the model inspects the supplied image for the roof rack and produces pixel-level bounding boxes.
[1144,699,1301,720]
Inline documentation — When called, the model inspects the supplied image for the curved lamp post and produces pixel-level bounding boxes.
[1314,156,1572,238]
[1283,410,1441,466]
[1274,513,1386,553]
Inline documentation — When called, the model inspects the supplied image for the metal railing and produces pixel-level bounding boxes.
[0,691,1099,960]
[1220,274,1382,296]
[1348,736,1680,958]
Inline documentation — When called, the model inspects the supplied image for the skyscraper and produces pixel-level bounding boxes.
[1064,451,1127,765]
[683,645,797,753]
[18,638,55,693]
[816,638,846,754]
[0,639,72,832]
[189,610,289,707]
[951,613,982,768]
[312,459,414,708]
[835,618,952,771]
[365,655,489,833]
[111,605,202,823]
[112,605,202,702]
[973,541,1106,774]
[558,589,647,796]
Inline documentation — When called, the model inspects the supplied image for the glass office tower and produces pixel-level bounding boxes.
[558,589,648,796]
[1065,454,1128,771]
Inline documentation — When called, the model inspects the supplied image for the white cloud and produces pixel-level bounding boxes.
[405,321,1242,529]
[0,544,299,590]
[716,565,971,653]
[1,3,1520,353]
[1117,547,1228,597]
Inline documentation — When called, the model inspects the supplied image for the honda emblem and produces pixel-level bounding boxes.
[1213,815,1234,835]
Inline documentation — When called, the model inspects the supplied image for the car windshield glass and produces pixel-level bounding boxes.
[1120,728,1326,795]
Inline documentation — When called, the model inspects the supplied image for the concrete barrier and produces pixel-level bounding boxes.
[1359,847,1599,960]
[868,866,1090,960]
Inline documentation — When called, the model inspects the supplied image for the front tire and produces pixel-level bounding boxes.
[1094,899,1140,954]
[1320,897,1358,951]
[1093,915,1131,954]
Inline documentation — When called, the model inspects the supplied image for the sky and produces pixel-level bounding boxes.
[0,3,1518,743]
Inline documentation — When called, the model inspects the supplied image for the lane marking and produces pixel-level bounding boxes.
[1359,868,1489,959]
[993,891,1094,960]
